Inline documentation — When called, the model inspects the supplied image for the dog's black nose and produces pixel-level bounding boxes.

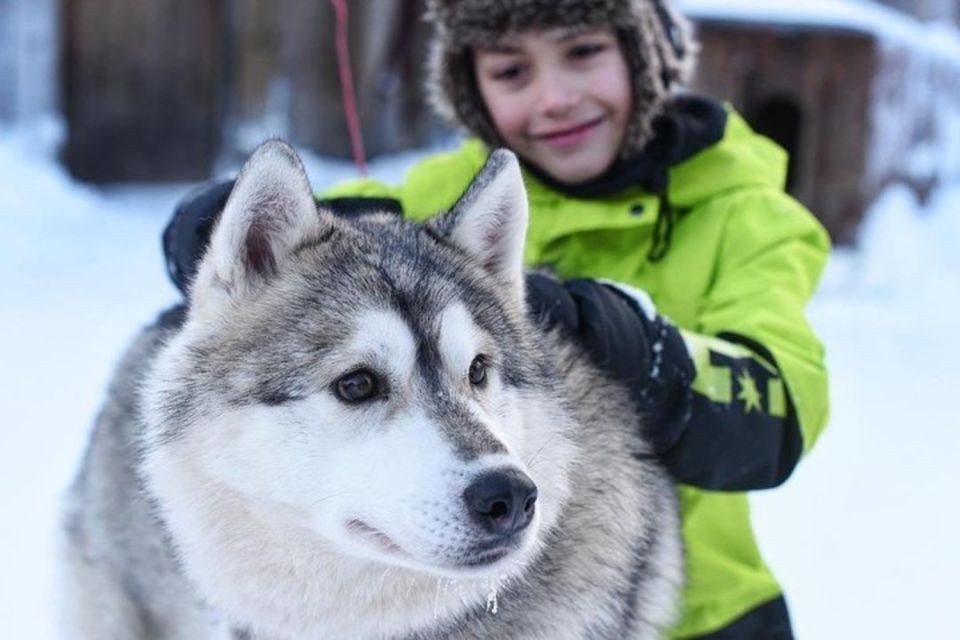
[463,469,538,536]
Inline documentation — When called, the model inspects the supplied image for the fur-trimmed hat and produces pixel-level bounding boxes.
[425,0,698,157]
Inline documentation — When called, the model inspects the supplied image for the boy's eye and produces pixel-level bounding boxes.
[569,43,606,60]
[491,63,525,82]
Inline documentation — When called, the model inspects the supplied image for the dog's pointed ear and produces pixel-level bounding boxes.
[431,149,528,303]
[191,140,329,317]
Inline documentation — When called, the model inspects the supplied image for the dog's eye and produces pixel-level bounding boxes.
[469,355,488,387]
[334,369,380,403]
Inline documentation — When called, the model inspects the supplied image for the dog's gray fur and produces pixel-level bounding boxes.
[62,141,682,639]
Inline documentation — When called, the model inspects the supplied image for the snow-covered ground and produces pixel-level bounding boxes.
[2,120,958,638]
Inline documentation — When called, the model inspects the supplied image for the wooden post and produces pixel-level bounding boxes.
[277,0,440,159]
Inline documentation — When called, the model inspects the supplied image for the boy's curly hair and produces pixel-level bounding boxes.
[424,0,698,156]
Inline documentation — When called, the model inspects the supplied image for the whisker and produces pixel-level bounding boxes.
[524,433,559,470]
[308,491,349,509]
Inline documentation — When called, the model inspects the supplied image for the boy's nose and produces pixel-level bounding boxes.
[537,72,581,115]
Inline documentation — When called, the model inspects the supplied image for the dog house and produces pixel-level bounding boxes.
[686,3,960,242]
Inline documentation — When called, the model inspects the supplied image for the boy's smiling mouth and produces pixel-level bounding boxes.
[531,116,605,149]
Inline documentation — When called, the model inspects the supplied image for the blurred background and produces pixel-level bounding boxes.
[2,0,959,638]
[5,0,960,239]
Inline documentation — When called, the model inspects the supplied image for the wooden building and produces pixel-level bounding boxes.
[691,20,877,243]
[687,7,960,243]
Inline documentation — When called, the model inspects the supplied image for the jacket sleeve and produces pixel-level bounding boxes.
[316,178,405,215]
[319,177,399,199]
[662,189,831,491]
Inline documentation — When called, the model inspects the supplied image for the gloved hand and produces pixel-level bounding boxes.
[525,272,695,457]
[163,178,236,295]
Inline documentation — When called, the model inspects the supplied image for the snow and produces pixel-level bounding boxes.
[752,183,960,638]
[2,119,959,638]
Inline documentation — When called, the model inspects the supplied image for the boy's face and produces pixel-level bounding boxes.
[474,27,632,185]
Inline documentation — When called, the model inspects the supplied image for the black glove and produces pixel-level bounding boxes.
[525,273,695,457]
[163,178,236,295]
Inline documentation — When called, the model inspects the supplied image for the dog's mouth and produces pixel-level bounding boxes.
[450,535,526,569]
[345,520,530,574]
[457,547,512,567]
[346,519,406,556]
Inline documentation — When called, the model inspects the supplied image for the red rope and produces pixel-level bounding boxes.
[330,0,368,175]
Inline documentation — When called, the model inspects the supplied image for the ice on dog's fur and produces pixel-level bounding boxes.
[62,141,682,639]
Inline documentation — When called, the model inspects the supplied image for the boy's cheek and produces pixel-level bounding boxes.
[482,96,531,142]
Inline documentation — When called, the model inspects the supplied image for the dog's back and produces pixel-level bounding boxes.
[62,143,681,639]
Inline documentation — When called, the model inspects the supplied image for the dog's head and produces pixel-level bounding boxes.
[142,141,576,588]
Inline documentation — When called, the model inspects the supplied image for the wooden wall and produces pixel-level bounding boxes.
[60,0,440,180]
[61,0,224,182]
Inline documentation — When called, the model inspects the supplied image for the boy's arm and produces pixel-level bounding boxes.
[529,192,830,492]
[678,190,831,490]
[665,330,807,491]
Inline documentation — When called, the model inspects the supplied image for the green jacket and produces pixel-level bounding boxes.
[323,105,830,638]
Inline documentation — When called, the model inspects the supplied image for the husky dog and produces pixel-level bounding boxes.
[62,141,682,639]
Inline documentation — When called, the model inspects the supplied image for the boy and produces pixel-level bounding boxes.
[163,1,830,637]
